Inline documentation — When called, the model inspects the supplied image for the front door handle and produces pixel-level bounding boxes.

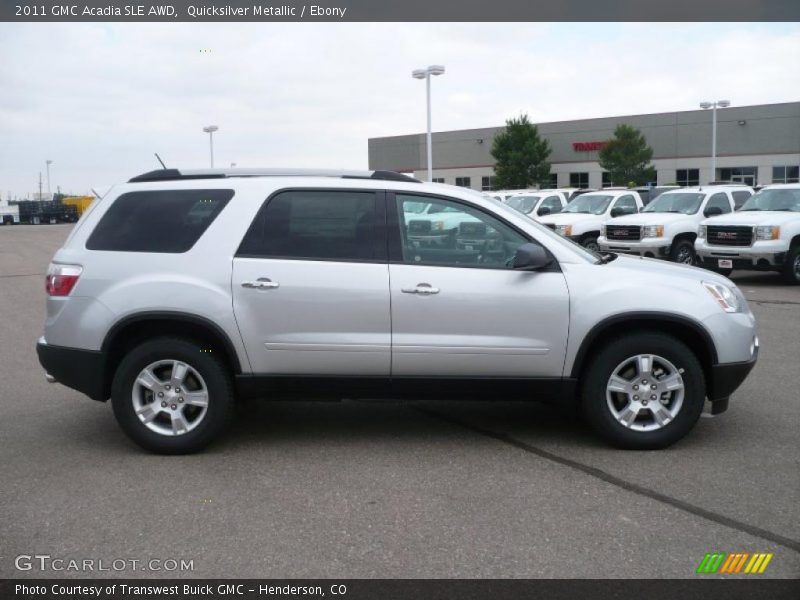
[401,283,440,295]
[241,278,280,290]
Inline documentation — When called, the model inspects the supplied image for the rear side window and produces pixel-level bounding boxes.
[86,189,233,253]
[237,190,379,261]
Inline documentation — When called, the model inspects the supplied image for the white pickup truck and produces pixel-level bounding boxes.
[539,189,643,252]
[695,183,800,284]
[598,185,753,264]
[505,189,570,221]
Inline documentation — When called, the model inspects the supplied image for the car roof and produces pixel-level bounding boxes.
[128,168,421,184]
[661,185,752,194]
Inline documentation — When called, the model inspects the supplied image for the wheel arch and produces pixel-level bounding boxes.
[570,312,717,391]
[101,311,243,400]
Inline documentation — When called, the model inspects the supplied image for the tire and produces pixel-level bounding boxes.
[581,234,600,253]
[581,332,706,449]
[781,246,800,285]
[111,337,235,454]
[670,239,696,265]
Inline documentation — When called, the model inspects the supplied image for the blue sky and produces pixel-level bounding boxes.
[1,22,798,197]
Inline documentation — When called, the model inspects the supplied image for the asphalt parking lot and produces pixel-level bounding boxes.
[1,224,798,579]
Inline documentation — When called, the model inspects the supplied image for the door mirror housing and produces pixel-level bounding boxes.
[610,207,625,218]
[512,243,553,271]
[537,206,551,217]
[704,206,723,217]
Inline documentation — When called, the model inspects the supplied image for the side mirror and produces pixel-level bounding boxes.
[610,207,625,218]
[537,206,551,217]
[704,206,723,217]
[512,243,553,271]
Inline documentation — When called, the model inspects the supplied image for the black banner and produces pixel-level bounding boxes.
[2,579,800,600]
[2,0,800,22]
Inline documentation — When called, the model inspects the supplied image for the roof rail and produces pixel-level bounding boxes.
[128,168,421,184]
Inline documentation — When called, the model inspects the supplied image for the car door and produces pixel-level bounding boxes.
[703,192,733,217]
[388,192,570,378]
[232,188,391,375]
[610,194,639,217]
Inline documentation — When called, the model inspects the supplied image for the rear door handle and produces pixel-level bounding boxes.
[401,283,439,295]
[241,278,280,289]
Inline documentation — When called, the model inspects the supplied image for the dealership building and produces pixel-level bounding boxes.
[368,101,800,191]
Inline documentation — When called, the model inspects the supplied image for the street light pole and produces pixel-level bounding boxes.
[699,100,730,183]
[202,125,219,168]
[46,160,53,196]
[412,65,445,182]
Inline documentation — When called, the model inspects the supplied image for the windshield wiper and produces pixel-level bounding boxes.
[595,252,618,265]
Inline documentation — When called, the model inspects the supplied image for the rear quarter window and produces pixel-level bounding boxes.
[86,189,233,252]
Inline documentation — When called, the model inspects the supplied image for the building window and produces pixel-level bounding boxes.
[772,166,800,184]
[718,167,757,186]
[431,177,445,184]
[455,177,471,188]
[676,169,700,187]
[546,173,558,188]
[601,172,613,188]
[569,172,589,189]
[481,176,496,191]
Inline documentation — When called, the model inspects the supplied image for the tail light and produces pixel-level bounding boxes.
[45,263,83,297]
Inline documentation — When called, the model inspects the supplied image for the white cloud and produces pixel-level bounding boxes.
[0,22,798,197]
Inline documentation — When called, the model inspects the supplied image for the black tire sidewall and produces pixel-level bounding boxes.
[782,246,800,285]
[111,338,233,454]
[582,333,705,449]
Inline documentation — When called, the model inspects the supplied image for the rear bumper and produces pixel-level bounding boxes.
[36,338,107,401]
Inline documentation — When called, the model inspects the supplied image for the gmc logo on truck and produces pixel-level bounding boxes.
[716,232,737,239]
[611,229,629,236]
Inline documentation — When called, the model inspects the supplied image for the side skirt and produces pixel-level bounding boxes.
[235,375,578,404]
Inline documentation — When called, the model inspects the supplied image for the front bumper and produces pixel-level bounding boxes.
[36,337,107,401]
[598,236,671,258]
[695,239,787,270]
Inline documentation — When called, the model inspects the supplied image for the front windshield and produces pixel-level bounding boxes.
[562,194,613,215]
[506,195,541,214]
[740,188,800,212]
[643,192,704,214]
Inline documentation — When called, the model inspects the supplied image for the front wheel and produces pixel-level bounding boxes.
[670,239,696,265]
[111,337,235,454]
[581,235,600,253]
[781,246,800,285]
[581,333,706,449]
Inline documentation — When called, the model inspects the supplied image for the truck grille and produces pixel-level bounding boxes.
[606,225,642,241]
[707,225,753,247]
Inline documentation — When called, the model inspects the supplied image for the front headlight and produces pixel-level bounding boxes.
[698,225,707,239]
[642,225,664,238]
[556,224,572,237]
[702,281,741,313]
[755,225,780,240]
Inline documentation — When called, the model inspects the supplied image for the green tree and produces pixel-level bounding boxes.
[598,124,656,186]
[491,114,552,189]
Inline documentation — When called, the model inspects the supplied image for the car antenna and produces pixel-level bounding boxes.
[154,153,168,169]
[90,188,101,199]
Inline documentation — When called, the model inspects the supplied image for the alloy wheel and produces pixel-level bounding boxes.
[131,360,209,436]
[606,354,685,432]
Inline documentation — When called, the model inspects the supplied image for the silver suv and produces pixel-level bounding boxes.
[37,169,758,453]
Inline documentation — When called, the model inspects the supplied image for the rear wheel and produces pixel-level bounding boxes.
[111,337,235,454]
[670,239,696,265]
[581,332,706,449]
[781,246,800,285]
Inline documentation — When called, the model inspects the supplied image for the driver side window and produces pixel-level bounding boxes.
[395,194,529,269]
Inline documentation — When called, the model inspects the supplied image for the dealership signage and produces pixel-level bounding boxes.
[573,141,608,152]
